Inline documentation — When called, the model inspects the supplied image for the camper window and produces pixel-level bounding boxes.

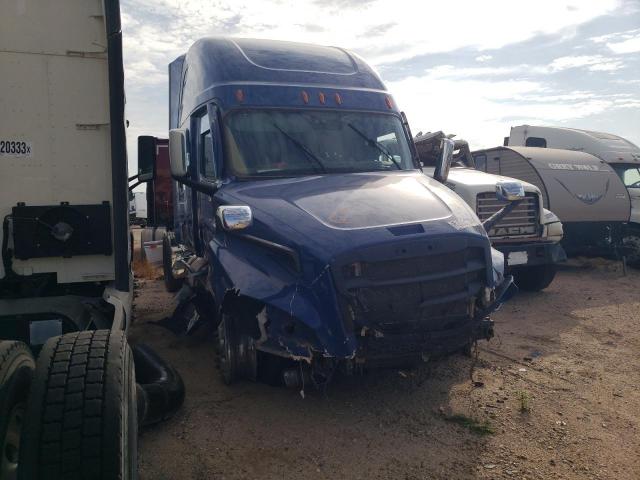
[474,154,487,171]
[525,137,547,148]
[613,164,640,188]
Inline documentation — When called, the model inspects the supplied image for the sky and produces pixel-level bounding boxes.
[121,0,640,176]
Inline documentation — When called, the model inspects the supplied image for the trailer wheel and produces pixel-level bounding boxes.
[163,234,182,293]
[19,330,137,480]
[622,233,640,268]
[1,341,36,480]
[513,264,557,291]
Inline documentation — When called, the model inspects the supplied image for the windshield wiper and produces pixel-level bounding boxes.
[272,123,327,173]
[347,123,401,170]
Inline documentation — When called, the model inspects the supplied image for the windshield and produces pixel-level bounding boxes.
[223,110,414,177]
[612,164,640,189]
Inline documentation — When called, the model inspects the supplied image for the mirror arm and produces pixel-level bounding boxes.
[128,180,144,191]
[482,199,523,232]
[173,176,219,195]
[128,173,139,182]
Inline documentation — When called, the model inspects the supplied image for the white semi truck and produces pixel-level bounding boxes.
[415,132,565,291]
[0,1,182,478]
[501,125,639,266]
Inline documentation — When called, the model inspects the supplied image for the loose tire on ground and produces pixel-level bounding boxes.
[513,264,557,292]
[19,330,137,480]
[1,341,36,480]
[163,234,182,293]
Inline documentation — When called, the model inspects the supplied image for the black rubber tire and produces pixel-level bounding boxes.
[162,234,182,293]
[131,344,185,426]
[19,330,137,480]
[513,264,557,292]
[622,233,640,268]
[217,314,238,385]
[1,341,36,480]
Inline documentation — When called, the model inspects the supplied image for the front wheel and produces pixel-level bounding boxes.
[217,314,257,385]
[513,264,557,292]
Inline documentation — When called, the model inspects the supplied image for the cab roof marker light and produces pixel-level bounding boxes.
[235,89,245,102]
[385,96,393,109]
[335,93,342,105]
[301,91,310,104]
[318,92,326,104]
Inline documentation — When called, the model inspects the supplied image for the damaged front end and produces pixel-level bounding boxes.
[329,234,513,370]
[209,229,515,389]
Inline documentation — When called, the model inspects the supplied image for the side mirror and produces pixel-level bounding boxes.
[434,138,455,183]
[169,128,189,178]
[496,181,525,202]
[137,136,157,181]
[216,206,253,231]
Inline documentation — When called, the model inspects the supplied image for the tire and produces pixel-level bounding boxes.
[216,314,258,385]
[1,341,36,480]
[217,314,238,385]
[163,234,182,293]
[131,344,185,426]
[622,233,640,268]
[513,264,557,292]
[19,330,137,480]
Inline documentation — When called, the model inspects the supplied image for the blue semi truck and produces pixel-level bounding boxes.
[138,38,519,387]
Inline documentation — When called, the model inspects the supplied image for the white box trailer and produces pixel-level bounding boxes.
[0,1,182,477]
[130,190,148,225]
[0,0,130,305]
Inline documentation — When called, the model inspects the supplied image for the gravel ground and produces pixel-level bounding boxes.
[129,251,640,480]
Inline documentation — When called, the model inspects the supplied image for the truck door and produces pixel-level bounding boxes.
[195,106,220,252]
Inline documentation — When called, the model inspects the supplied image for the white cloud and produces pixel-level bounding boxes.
[121,0,622,88]
[589,28,640,53]
[549,55,623,72]
[389,70,637,149]
[120,0,639,168]
[475,55,493,62]
[607,35,640,53]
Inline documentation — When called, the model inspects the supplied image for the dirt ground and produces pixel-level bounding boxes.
[129,246,640,479]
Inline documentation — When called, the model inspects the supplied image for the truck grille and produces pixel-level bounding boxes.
[476,192,540,240]
[334,244,487,333]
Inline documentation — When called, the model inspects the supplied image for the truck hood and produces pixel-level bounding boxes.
[219,171,485,261]
[446,168,539,193]
[422,167,540,214]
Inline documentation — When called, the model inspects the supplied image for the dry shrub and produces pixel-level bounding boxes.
[133,258,162,280]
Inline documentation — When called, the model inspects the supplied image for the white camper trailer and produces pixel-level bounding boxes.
[505,125,640,265]
[472,145,632,261]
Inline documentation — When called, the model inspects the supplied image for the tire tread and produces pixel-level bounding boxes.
[19,330,135,480]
